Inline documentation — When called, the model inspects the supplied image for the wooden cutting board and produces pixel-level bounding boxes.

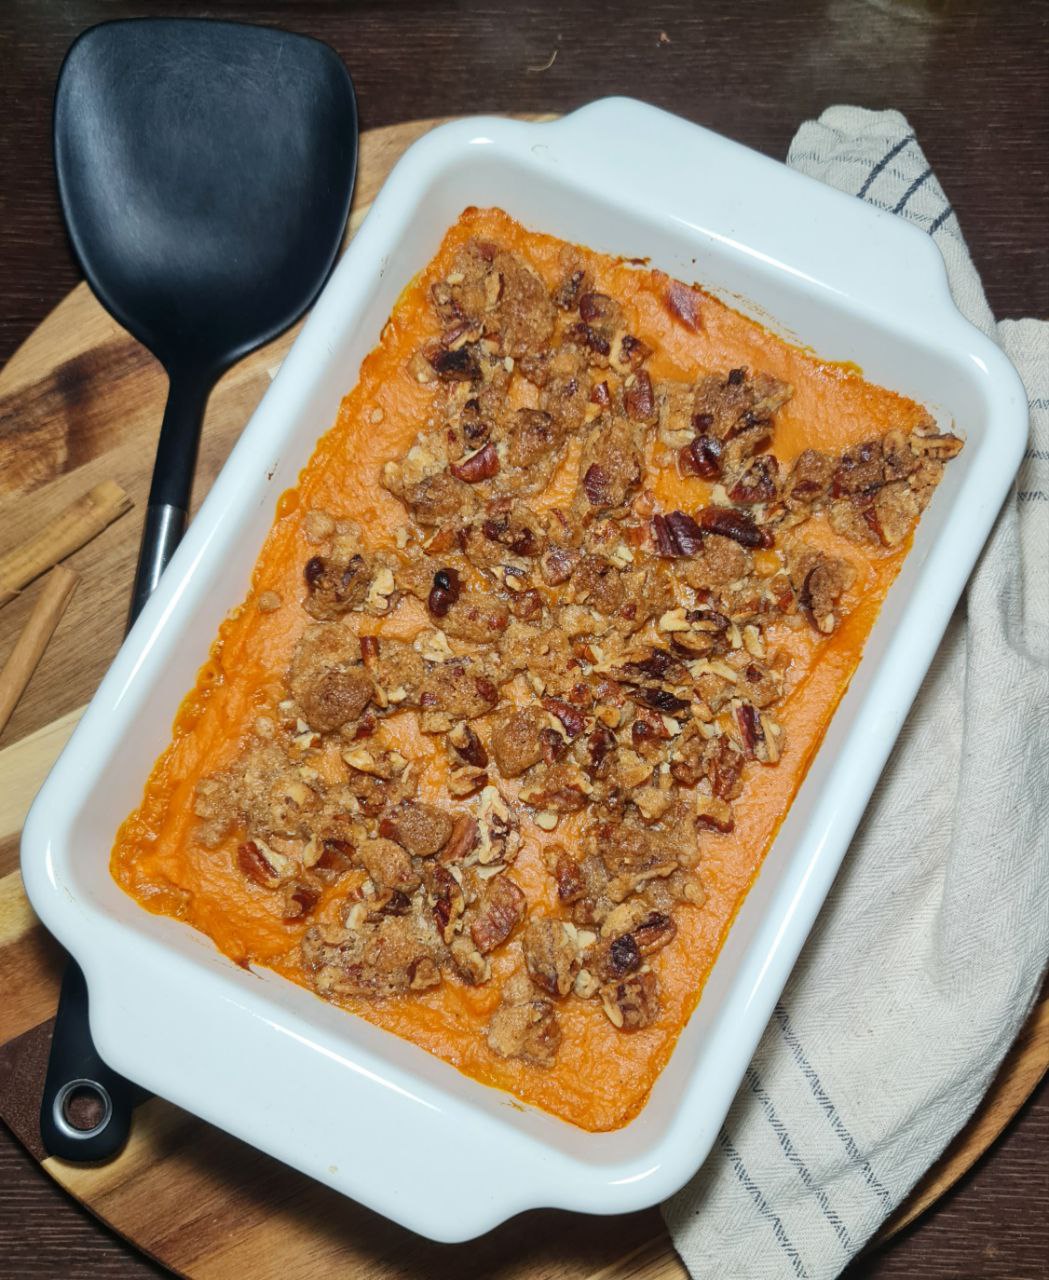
[0,114,1045,1279]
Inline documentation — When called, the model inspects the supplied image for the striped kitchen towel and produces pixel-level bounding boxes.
[663,106,1049,1280]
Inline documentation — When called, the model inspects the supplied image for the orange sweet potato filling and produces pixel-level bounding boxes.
[112,208,943,1131]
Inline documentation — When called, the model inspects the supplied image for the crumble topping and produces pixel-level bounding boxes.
[193,235,961,1066]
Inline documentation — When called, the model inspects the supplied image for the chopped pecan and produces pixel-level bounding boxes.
[481,509,539,556]
[652,509,704,557]
[624,370,655,422]
[523,918,580,997]
[430,344,481,382]
[583,463,612,507]
[707,738,745,801]
[427,862,466,943]
[567,321,611,356]
[696,506,774,549]
[281,880,320,921]
[579,291,616,324]
[408,956,442,991]
[695,794,735,832]
[630,686,691,716]
[680,435,723,479]
[510,588,543,621]
[554,850,587,903]
[585,724,617,776]
[539,726,569,763]
[450,935,490,985]
[442,813,480,862]
[553,267,587,310]
[238,840,289,889]
[449,722,488,768]
[735,702,763,758]
[471,875,527,953]
[313,837,355,877]
[632,911,677,956]
[447,765,489,797]
[543,696,588,739]
[450,441,500,483]
[664,280,702,330]
[728,454,779,504]
[540,544,578,586]
[599,971,660,1029]
[427,567,461,617]
[612,334,652,374]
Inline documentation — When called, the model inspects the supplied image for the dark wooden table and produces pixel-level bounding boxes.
[2,1,1046,1276]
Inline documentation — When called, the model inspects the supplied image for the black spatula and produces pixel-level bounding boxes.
[40,17,357,1161]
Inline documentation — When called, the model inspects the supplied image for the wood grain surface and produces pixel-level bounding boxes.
[2,2,1047,1277]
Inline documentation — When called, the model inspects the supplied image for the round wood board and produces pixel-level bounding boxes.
[0,115,1045,1279]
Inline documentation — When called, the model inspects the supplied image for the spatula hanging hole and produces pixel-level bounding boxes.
[54,1079,113,1139]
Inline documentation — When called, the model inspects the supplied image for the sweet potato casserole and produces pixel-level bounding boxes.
[112,207,962,1130]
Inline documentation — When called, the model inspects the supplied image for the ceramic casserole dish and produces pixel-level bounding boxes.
[21,98,1027,1240]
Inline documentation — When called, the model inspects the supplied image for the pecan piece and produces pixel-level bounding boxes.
[523,918,580,997]
[539,727,568,764]
[429,344,480,382]
[428,862,465,943]
[509,587,543,621]
[680,435,723,479]
[237,840,290,889]
[442,813,479,862]
[736,703,763,759]
[623,369,655,422]
[613,334,652,373]
[450,441,500,483]
[471,875,527,953]
[633,912,677,956]
[695,794,735,833]
[630,686,691,716]
[585,725,617,776]
[582,463,612,507]
[652,509,705,557]
[696,506,774,549]
[554,267,587,310]
[567,321,610,355]
[554,850,587,903]
[540,545,577,586]
[427,566,461,617]
[542,696,588,739]
[728,454,779,504]
[579,291,616,324]
[449,722,488,768]
[599,971,660,1030]
[303,552,369,617]
[664,280,702,331]
[281,881,320,922]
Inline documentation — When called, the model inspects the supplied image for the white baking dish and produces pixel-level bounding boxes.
[21,98,1027,1241]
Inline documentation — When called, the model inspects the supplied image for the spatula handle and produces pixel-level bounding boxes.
[128,502,187,623]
